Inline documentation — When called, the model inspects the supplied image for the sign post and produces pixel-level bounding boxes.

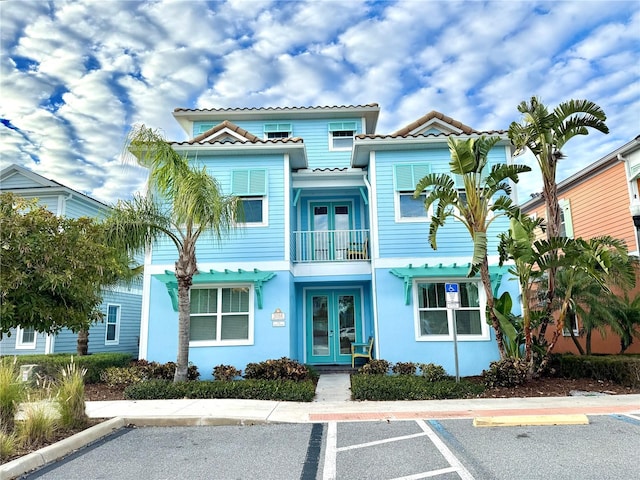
[445,283,460,383]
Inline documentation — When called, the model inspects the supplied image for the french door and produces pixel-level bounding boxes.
[311,202,352,261]
[306,290,361,364]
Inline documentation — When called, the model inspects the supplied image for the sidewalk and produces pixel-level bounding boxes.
[3,375,640,480]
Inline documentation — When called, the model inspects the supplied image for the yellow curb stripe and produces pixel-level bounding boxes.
[473,414,589,427]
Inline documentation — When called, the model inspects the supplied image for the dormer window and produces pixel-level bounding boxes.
[264,123,292,140]
[328,122,357,150]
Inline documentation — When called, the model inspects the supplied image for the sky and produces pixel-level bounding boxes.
[1,0,639,204]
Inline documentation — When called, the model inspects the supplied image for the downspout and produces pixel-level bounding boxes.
[363,158,380,360]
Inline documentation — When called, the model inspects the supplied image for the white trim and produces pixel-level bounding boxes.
[188,283,255,346]
[15,326,37,349]
[199,127,250,143]
[45,334,54,354]
[236,196,268,227]
[394,191,431,222]
[105,304,121,345]
[328,130,355,151]
[284,154,291,262]
[367,151,381,359]
[143,261,290,275]
[138,247,153,360]
[412,279,490,342]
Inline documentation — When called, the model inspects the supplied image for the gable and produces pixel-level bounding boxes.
[392,111,476,137]
[0,165,57,189]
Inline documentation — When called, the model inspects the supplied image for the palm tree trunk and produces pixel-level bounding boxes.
[539,173,560,340]
[173,239,197,383]
[586,330,593,355]
[479,258,506,359]
[567,313,585,355]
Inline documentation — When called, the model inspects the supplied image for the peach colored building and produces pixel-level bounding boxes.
[521,135,640,355]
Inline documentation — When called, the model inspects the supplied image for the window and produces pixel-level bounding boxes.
[414,281,487,341]
[394,163,431,221]
[563,311,579,336]
[16,326,37,349]
[105,304,120,344]
[231,169,268,226]
[264,123,292,139]
[190,286,253,345]
[328,122,357,150]
[559,199,574,238]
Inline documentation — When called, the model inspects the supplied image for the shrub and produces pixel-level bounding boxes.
[351,375,484,401]
[482,358,529,388]
[244,357,310,382]
[392,362,417,375]
[551,354,640,388]
[132,360,200,381]
[358,359,390,375]
[419,363,448,382]
[213,365,242,381]
[123,379,316,402]
[56,359,88,429]
[0,431,17,461]
[4,353,132,384]
[100,366,146,387]
[0,357,26,434]
[17,403,58,448]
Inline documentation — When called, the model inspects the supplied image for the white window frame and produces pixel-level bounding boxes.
[328,122,357,151]
[394,191,432,222]
[189,284,255,347]
[412,279,489,341]
[105,304,121,345]
[562,312,580,337]
[237,196,268,227]
[15,326,37,349]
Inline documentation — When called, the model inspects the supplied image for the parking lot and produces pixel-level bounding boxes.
[23,414,640,480]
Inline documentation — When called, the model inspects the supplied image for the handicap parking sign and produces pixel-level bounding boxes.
[445,283,459,308]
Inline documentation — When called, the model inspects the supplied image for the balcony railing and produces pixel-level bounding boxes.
[292,229,369,263]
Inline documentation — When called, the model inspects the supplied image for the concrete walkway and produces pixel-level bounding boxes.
[2,375,640,480]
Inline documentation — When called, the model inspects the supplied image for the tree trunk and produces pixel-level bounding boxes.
[538,153,561,340]
[77,329,89,356]
[479,257,506,359]
[586,329,592,355]
[567,312,585,355]
[173,238,198,383]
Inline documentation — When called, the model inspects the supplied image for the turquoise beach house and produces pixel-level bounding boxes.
[140,104,520,378]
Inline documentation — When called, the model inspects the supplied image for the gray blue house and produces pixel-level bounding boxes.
[0,164,142,358]
[141,105,520,378]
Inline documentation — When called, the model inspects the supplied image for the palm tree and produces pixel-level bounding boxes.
[508,97,609,338]
[546,236,633,355]
[415,136,530,359]
[609,292,640,353]
[104,125,240,382]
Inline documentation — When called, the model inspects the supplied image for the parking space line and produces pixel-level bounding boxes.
[322,421,337,480]
[391,466,458,479]
[337,432,428,452]
[416,420,475,480]
[610,414,640,426]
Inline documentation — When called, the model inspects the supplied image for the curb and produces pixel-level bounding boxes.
[0,416,271,480]
[473,414,590,427]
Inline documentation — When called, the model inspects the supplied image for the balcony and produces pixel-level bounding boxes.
[292,229,369,263]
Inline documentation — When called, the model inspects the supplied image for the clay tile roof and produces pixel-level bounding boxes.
[173,103,379,113]
[392,110,476,136]
[189,120,260,143]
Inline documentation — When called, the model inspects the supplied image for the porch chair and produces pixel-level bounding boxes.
[347,238,368,260]
[351,336,374,368]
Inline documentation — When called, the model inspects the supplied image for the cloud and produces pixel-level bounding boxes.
[0,0,638,206]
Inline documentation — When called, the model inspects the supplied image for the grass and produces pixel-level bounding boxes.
[56,359,88,429]
[0,358,26,434]
[17,403,58,449]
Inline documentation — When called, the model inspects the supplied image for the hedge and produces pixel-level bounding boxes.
[1,353,132,384]
[350,374,485,401]
[550,354,640,388]
[124,378,316,402]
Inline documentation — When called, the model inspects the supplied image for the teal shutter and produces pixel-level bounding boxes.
[264,123,292,134]
[328,121,357,132]
[394,164,431,191]
[231,170,267,196]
